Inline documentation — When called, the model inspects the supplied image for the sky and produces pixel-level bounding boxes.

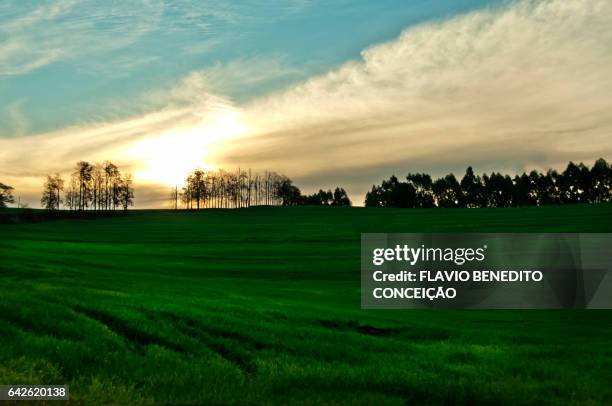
[1,0,612,208]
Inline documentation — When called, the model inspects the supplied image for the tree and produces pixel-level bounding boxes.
[41,173,64,210]
[364,185,383,207]
[365,158,610,209]
[460,167,485,208]
[589,158,611,202]
[103,162,119,211]
[62,161,132,212]
[482,173,514,207]
[302,189,333,205]
[370,175,417,208]
[190,169,206,209]
[278,178,301,206]
[433,174,461,208]
[118,174,134,212]
[73,161,93,211]
[0,182,15,209]
[91,164,104,211]
[406,173,435,208]
[559,162,590,203]
[332,187,351,206]
[170,186,179,210]
[65,176,79,211]
[536,170,560,205]
[512,173,537,207]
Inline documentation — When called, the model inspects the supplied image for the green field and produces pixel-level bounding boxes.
[1,205,612,405]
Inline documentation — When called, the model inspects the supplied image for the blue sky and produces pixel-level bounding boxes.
[0,0,504,137]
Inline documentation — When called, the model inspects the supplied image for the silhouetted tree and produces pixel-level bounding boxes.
[302,189,333,205]
[590,158,611,202]
[41,173,64,210]
[73,161,93,211]
[0,182,14,209]
[278,178,301,206]
[559,162,590,203]
[103,162,119,211]
[118,174,134,212]
[178,167,351,209]
[332,187,351,206]
[433,174,461,207]
[460,167,485,208]
[365,159,611,208]
[512,173,537,207]
[483,173,514,207]
[63,161,133,212]
[365,185,384,207]
[406,173,435,208]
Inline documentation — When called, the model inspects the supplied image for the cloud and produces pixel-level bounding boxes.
[181,57,307,101]
[0,0,316,76]
[218,0,612,195]
[2,0,612,207]
[0,0,164,76]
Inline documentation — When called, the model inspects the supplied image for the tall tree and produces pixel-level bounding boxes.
[118,174,134,212]
[560,162,590,203]
[41,173,64,210]
[460,167,485,208]
[483,173,514,207]
[0,183,15,209]
[589,158,611,202]
[332,187,351,206]
[433,174,461,208]
[278,178,301,206]
[102,162,116,210]
[73,161,93,211]
[512,173,537,207]
[406,173,435,208]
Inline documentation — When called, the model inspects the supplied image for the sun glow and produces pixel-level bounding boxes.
[128,109,247,187]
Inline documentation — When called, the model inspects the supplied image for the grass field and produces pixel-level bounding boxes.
[1,204,612,405]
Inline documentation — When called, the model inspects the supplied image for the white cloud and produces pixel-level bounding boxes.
[221,0,612,190]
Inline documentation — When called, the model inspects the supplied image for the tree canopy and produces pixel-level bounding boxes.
[365,159,612,208]
[177,168,352,209]
[39,161,134,211]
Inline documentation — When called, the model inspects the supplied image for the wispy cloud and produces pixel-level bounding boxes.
[0,0,164,76]
[0,0,315,76]
[222,0,612,191]
[2,0,612,207]
[185,57,307,101]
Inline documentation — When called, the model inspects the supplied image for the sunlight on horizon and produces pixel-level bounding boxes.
[128,108,247,187]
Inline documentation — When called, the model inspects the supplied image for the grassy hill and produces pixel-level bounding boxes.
[1,204,612,405]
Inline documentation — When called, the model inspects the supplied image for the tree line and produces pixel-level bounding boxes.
[174,168,351,209]
[40,161,134,211]
[365,158,612,208]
